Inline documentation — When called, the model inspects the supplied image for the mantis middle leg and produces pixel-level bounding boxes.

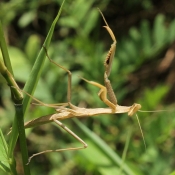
[43,46,72,103]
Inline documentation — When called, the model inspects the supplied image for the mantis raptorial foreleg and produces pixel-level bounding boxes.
[98,9,117,105]
[98,9,116,77]
[98,11,145,147]
[79,77,116,110]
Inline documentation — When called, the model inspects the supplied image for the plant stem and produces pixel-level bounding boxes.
[0,20,30,175]
[0,60,23,101]
[0,20,13,75]
[15,104,31,175]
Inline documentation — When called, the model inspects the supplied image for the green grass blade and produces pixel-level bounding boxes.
[23,0,66,113]
[15,104,31,175]
[0,129,10,174]
[0,20,13,75]
[0,129,17,175]
[73,118,136,175]
[169,171,175,175]
[8,0,66,166]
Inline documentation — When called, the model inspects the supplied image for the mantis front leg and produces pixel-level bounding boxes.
[98,9,117,105]
[80,77,116,110]
[104,72,117,105]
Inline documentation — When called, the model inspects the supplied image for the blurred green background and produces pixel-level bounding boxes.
[0,0,175,174]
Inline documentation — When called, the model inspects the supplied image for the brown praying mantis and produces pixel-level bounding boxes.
[22,9,143,164]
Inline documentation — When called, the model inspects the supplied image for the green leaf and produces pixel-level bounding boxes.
[24,35,41,65]
[83,9,99,36]
[0,129,10,173]
[169,171,175,175]
[167,19,175,43]
[23,0,66,114]
[124,39,137,62]
[8,46,31,82]
[8,0,66,166]
[138,84,170,110]
[140,20,152,56]
[153,14,166,48]
[18,11,36,28]
[73,118,138,175]
[79,141,122,175]
[0,21,13,75]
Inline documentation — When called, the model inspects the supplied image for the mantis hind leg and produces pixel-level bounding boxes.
[27,119,88,164]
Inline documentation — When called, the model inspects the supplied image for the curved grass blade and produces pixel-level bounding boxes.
[0,129,10,174]
[0,20,13,75]
[73,118,137,175]
[23,0,66,113]
[8,0,66,164]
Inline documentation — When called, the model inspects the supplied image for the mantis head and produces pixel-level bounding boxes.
[128,103,141,116]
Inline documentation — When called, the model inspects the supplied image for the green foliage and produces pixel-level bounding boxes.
[138,85,170,110]
[170,171,175,175]
[0,0,175,174]
[117,14,175,69]
[0,0,66,174]
[0,129,10,173]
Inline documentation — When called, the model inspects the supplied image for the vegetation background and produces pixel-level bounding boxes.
[0,0,175,174]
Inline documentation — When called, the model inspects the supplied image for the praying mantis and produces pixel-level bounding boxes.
[23,9,142,163]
